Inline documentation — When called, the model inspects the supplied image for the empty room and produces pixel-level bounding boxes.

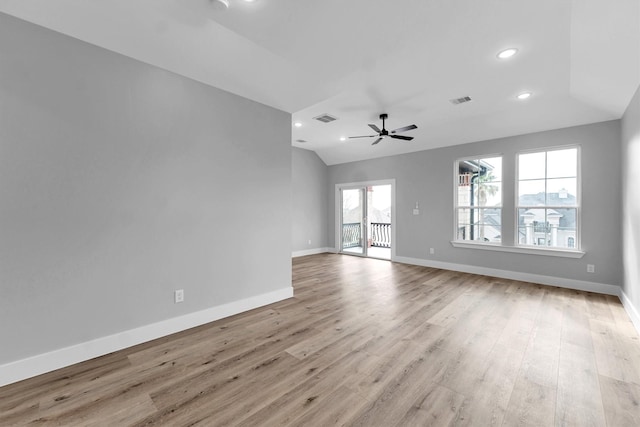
[1,0,639,425]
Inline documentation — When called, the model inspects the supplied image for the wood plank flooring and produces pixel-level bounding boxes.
[2,253,640,426]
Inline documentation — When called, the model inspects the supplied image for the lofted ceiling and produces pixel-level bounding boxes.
[0,0,638,165]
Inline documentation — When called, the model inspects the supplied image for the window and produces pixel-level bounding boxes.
[455,156,502,243]
[517,147,579,249]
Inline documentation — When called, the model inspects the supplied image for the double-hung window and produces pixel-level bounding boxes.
[455,156,502,243]
[517,147,579,249]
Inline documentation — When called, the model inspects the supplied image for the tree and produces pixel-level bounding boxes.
[474,171,499,240]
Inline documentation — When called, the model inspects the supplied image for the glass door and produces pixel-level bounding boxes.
[340,188,366,256]
[337,181,393,260]
[367,184,391,260]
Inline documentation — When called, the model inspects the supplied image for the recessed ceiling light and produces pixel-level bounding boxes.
[517,92,532,100]
[293,122,302,128]
[339,136,346,142]
[497,48,518,59]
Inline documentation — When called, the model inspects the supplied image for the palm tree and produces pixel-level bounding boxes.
[474,171,499,240]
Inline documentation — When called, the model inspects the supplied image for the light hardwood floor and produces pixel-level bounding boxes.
[2,254,640,426]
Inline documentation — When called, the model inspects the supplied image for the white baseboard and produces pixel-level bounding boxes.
[394,256,620,296]
[292,247,334,257]
[395,256,640,335]
[620,289,640,334]
[0,287,293,388]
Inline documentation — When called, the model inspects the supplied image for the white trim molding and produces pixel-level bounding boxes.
[394,256,619,296]
[450,241,585,258]
[0,287,293,387]
[292,247,334,258]
[620,289,640,334]
[395,255,640,335]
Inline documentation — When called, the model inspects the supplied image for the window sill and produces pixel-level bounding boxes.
[450,241,585,258]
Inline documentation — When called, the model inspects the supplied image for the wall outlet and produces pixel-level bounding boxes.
[174,289,184,303]
[308,239,312,246]
[587,264,595,273]
[429,248,435,255]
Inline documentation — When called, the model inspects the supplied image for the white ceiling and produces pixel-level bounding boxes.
[0,0,638,165]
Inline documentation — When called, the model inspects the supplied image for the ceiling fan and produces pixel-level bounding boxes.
[349,114,417,145]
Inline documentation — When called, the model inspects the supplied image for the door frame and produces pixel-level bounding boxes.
[335,179,396,260]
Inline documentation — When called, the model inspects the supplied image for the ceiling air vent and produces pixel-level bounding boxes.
[449,96,472,105]
[296,139,307,143]
[313,113,338,123]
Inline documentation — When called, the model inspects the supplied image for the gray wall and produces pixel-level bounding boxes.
[291,147,328,252]
[328,120,623,287]
[0,14,291,364]
[622,85,640,310]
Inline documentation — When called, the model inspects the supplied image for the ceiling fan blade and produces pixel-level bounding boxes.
[349,135,377,139]
[390,134,414,141]
[391,124,417,133]
[368,124,381,133]
[371,137,383,145]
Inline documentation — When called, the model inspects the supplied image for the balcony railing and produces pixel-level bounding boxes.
[371,222,391,248]
[342,222,391,249]
[532,221,551,233]
[342,222,361,248]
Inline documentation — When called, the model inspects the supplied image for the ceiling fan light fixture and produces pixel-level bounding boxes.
[210,0,229,10]
[497,48,518,59]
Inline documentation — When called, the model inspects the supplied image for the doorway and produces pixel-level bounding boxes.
[337,180,394,260]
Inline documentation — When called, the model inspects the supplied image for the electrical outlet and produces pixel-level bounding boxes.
[587,264,595,273]
[429,248,435,255]
[308,239,312,246]
[174,289,184,303]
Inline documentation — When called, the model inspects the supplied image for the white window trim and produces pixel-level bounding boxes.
[453,154,503,244]
[450,240,585,258]
[452,146,585,258]
[515,145,581,251]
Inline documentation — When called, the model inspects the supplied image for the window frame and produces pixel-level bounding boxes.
[515,145,581,252]
[450,146,585,259]
[453,154,503,246]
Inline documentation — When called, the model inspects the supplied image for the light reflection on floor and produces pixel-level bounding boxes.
[342,246,390,260]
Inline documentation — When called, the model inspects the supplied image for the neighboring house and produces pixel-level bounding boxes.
[518,191,577,248]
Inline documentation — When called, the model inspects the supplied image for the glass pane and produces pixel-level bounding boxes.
[457,171,473,206]
[519,152,546,180]
[342,189,363,254]
[554,208,577,248]
[368,185,392,257]
[457,208,501,243]
[518,208,546,246]
[518,180,545,205]
[518,207,577,248]
[478,208,501,242]
[480,157,502,182]
[546,178,577,205]
[477,183,502,207]
[458,157,502,207]
[547,148,577,178]
[457,208,471,240]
